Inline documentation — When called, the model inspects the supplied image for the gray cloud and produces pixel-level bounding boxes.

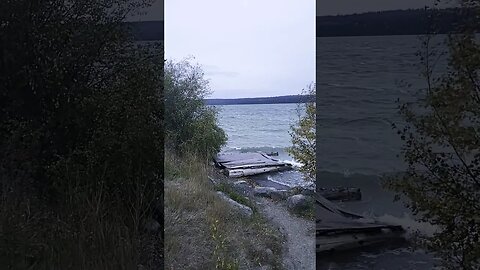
[204,65,239,78]
[165,0,315,99]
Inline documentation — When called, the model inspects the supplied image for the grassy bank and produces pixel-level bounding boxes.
[0,175,162,269]
[164,153,284,269]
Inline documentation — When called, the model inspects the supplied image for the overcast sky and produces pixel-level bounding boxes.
[317,0,453,16]
[165,0,315,99]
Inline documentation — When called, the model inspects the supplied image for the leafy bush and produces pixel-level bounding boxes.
[287,83,316,181]
[0,0,164,268]
[164,58,227,159]
[386,2,480,269]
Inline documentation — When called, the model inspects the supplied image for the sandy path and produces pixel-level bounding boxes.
[257,198,315,270]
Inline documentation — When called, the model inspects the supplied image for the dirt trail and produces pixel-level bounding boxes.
[257,198,315,270]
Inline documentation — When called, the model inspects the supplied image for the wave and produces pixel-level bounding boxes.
[340,116,393,126]
[223,145,289,153]
[320,82,384,92]
[317,170,438,239]
[317,169,398,179]
[375,213,438,238]
[282,159,303,168]
[266,175,296,188]
[266,174,314,189]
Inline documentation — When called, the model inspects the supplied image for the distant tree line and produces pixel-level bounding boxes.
[317,8,479,37]
[205,95,315,106]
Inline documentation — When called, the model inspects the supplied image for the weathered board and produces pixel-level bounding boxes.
[316,193,404,253]
[228,166,289,178]
[215,152,292,177]
[318,187,362,202]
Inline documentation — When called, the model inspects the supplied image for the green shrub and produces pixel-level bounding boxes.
[164,58,227,159]
[386,2,480,268]
[287,83,316,181]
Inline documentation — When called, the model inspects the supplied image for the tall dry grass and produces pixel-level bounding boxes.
[164,153,284,270]
[0,163,162,270]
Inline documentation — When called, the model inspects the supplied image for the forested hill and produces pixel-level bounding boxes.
[317,8,476,37]
[126,21,164,41]
[205,95,315,105]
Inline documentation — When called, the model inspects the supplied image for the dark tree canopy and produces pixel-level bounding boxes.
[387,1,480,269]
[0,0,164,268]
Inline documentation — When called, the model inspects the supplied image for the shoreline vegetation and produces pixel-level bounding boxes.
[1,1,164,269]
[164,151,316,269]
[164,58,316,269]
[164,153,285,269]
[382,1,480,267]
[315,2,480,268]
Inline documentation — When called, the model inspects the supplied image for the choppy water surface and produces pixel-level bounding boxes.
[316,35,448,269]
[215,103,312,188]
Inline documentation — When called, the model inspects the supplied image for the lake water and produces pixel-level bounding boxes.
[316,35,448,269]
[213,35,447,268]
[215,103,312,188]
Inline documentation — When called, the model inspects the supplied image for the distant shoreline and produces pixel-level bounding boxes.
[317,8,476,37]
[205,95,314,106]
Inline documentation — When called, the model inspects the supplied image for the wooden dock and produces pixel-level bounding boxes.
[316,193,404,253]
[214,152,293,178]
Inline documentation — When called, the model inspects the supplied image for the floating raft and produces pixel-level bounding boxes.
[214,152,292,178]
[316,194,404,253]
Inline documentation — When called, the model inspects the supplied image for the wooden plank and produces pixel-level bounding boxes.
[316,193,364,219]
[318,187,362,201]
[317,222,403,234]
[227,166,287,178]
[316,193,405,252]
[224,162,289,170]
[215,152,291,172]
[316,227,404,253]
[215,152,263,163]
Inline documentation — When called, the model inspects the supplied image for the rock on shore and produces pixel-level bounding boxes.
[216,191,253,217]
[253,186,290,200]
[286,194,313,213]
